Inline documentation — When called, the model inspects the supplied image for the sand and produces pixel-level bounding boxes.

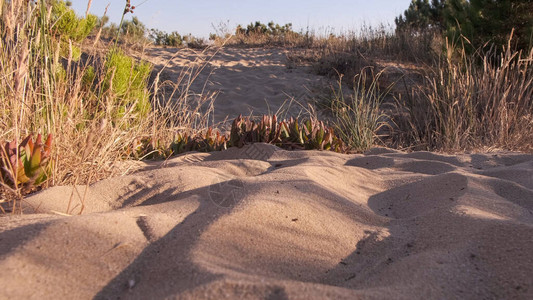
[1,48,533,299]
[144,47,330,125]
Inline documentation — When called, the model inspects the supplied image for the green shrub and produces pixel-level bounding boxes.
[105,50,152,119]
[237,21,294,36]
[51,0,97,42]
[149,29,183,47]
[166,31,183,47]
[82,66,96,87]
[184,34,207,49]
[121,16,147,43]
[396,0,533,53]
[50,0,97,61]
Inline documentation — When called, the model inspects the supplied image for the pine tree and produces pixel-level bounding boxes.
[396,0,533,51]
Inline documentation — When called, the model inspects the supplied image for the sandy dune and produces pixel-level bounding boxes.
[1,143,532,299]
[145,47,329,125]
[1,48,533,299]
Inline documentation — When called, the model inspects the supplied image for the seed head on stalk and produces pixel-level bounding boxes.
[114,0,137,50]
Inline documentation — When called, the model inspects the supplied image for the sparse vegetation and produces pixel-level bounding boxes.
[150,29,183,47]
[0,0,214,212]
[329,70,390,151]
[394,42,533,151]
[389,0,533,151]
[212,21,305,47]
[229,115,345,152]
[1,0,532,213]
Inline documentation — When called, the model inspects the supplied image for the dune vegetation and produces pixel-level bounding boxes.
[1,0,532,211]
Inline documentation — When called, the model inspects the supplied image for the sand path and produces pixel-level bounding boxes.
[145,47,328,125]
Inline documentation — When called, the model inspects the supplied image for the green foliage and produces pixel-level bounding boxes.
[183,34,207,49]
[127,129,226,159]
[101,23,119,39]
[395,0,445,33]
[329,70,389,152]
[445,0,533,51]
[230,115,287,148]
[170,128,228,155]
[51,0,97,42]
[150,29,183,47]
[396,0,533,52]
[236,21,294,36]
[133,115,346,159]
[105,50,152,119]
[82,66,95,87]
[0,134,53,192]
[229,115,345,152]
[121,16,147,42]
[48,0,96,62]
[97,15,110,28]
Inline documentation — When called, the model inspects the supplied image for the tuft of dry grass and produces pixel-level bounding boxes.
[329,69,391,152]
[394,40,533,152]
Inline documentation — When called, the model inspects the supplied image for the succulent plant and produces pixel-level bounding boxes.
[169,133,190,155]
[229,115,345,152]
[137,115,345,160]
[230,115,287,147]
[0,134,53,191]
[170,128,227,155]
[131,137,173,159]
[301,119,344,152]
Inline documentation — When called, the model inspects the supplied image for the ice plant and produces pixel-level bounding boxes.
[170,128,227,155]
[142,115,345,158]
[0,134,53,192]
[229,115,345,152]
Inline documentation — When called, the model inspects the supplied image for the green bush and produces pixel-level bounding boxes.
[236,21,294,36]
[183,34,207,49]
[105,50,152,119]
[48,0,97,62]
[395,0,533,52]
[149,29,183,47]
[51,1,97,42]
[121,16,147,43]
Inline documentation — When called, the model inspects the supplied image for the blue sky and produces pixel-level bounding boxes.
[72,0,412,38]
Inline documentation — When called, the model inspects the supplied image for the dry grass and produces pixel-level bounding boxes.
[280,26,532,152]
[0,0,215,211]
[212,28,311,48]
[394,42,533,152]
[329,69,391,151]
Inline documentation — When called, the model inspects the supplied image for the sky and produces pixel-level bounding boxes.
[72,0,412,38]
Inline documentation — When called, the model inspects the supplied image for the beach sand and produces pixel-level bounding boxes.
[1,48,532,299]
